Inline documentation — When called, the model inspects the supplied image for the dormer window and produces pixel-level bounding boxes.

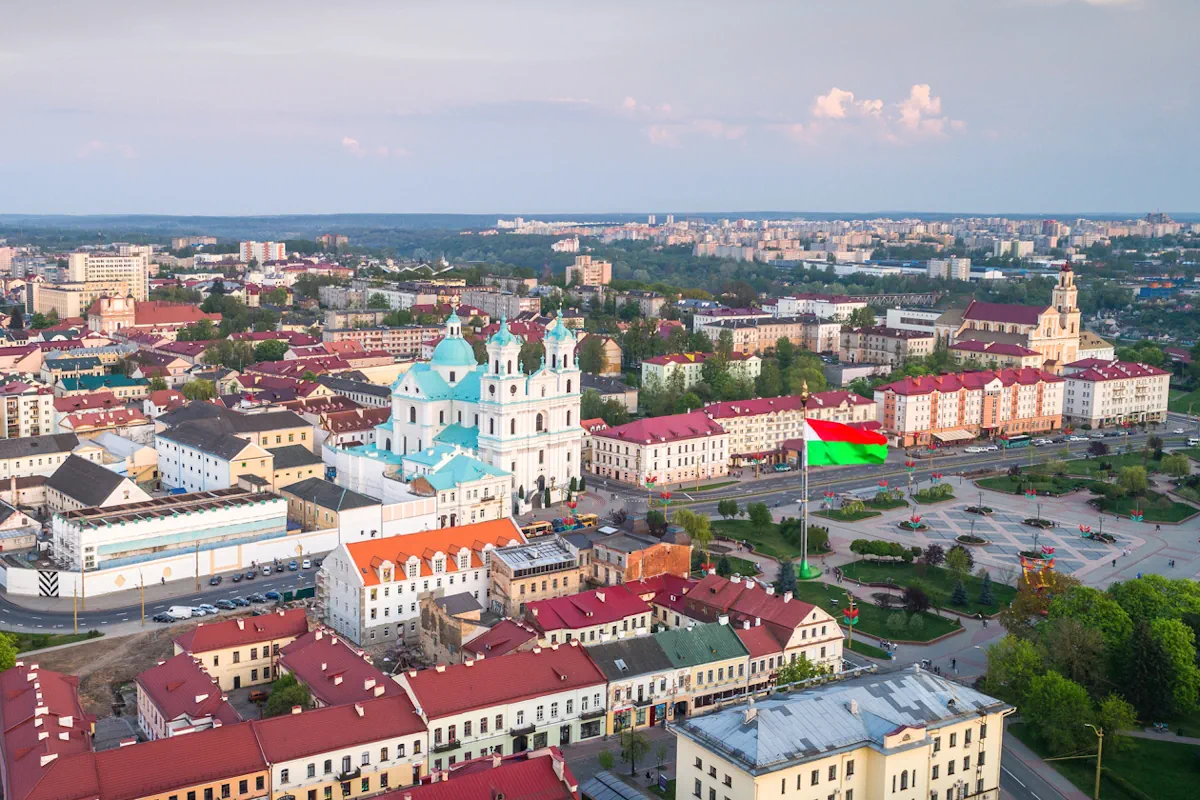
[407,562,418,579]
[434,557,445,573]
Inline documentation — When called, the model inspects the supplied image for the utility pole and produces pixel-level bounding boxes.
[73,584,78,635]
[195,542,200,591]
[139,571,145,627]
[1085,724,1104,800]
[80,557,86,611]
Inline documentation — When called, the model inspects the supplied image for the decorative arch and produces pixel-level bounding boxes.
[409,406,416,423]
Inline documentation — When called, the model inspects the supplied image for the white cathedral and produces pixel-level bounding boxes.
[325,310,584,525]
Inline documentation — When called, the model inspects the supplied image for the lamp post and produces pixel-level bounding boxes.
[139,569,145,627]
[1084,724,1104,800]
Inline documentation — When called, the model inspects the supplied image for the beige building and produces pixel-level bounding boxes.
[949,340,1044,370]
[490,536,586,617]
[840,325,935,367]
[67,251,150,300]
[928,256,972,281]
[703,391,877,463]
[672,668,1012,800]
[641,352,760,391]
[1062,358,1170,428]
[31,281,134,318]
[0,381,53,440]
[874,368,1065,447]
[590,410,729,487]
[565,255,612,286]
[173,608,309,690]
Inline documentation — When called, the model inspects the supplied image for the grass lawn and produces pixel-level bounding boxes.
[1175,447,1200,462]
[1065,451,1162,476]
[650,779,676,799]
[1009,722,1199,800]
[813,508,882,523]
[1175,484,1200,504]
[788,580,960,642]
[12,631,103,653]
[689,481,739,492]
[975,474,1095,495]
[1092,489,1198,523]
[712,519,805,561]
[846,638,890,659]
[838,560,1015,616]
[912,491,956,505]
[696,554,760,579]
[867,496,909,510]
[1168,386,1200,413]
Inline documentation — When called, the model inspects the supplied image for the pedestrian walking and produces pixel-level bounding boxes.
[951,658,957,672]
[1112,559,1117,568]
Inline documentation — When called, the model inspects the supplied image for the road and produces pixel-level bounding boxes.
[1001,749,1082,800]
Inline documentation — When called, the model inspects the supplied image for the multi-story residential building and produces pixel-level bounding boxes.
[641,352,760,391]
[702,391,877,464]
[618,290,666,318]
[565,255,612,286]
[460,289,540,320]
[67,251,150,300]
[666,574,843,673]
[172,235,218,249]
[395,642,609,770]
[0,433,100,479]
[770,293,869,321]
[0,380,52,439]
[873,368,1065,447]
[316,375,392,408]
[580,417,608,470]
[135,653,240,740]
[673,668,1012,800]
[174,608,309,690]
[589,411,729,487]
[653,620,752,715]
[928,256,972,281]
[318,518,526,646]
[839,325,936,367]
[586,635,685,735]
[32,280,138,318]
[322,325,443,357]
[551,236,580,253]
[156,419,275,492]
[1061,358,1170,428]
[691,307,772,332]
[696,316,839,355]
[489,536,586,617]
[157,405,314,451]
[239,241,287,264]
[588,530,693,586]
[884,307,941,334]
[277,477,380,533]
[276,628,404,708]
[323,308,391,329]
[524,585,653,645]
[581,373,638,413]
[253,695,428,800]
[949,340,1045,370]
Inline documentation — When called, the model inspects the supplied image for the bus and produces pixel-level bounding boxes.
[521,520,554,538]
[576,513,599,528]
[1003,435,1031,449]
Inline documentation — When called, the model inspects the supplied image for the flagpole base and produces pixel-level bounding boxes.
[796,558,822,581]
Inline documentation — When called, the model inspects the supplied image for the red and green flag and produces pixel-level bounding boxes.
[803,418,887,466]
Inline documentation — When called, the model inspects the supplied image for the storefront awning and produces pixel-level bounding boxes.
[932,429,975,443]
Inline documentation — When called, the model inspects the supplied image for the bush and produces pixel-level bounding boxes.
[716,555,732,577]
[908,615,925,635]
[887,612,907,635]
[947,544,975,571]
[951,580,969,606]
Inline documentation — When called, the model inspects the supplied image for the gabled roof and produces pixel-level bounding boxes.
[461,620,538,659]
[158,418,264,461]
[251,695,425,763]
[585,635,674,680]
[704,391,871,420]
[0,434,79,461]
[653,621,749,667]
[735,622,787,658]
[278,628,402,708]
[266,445,322,471]
[525,585,650,633]
[425,454,508,491]
[961,299,1049,325]
[174,608,308,654]
[0,663,95,800]
[277,478,377,511]
[686,574,825,636]
[402,642,607,719]
[46,455,126,507]
[342,519,524,587]
[595,410,725,445]
[874,367,1063,396]
[134,653,240,727]
[1062,359,1169,382]
[379,749,577,800]
[948,340,1041,357]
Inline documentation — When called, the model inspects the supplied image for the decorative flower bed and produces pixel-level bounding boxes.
[1022,517,1055,529]
[956,534,989,545]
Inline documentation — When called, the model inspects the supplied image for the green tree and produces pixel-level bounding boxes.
[253,339,289,363]
[1039,617,1108,698]
[263,673,312,717]
[777,560,797,595]
[887,612,907,635]
[0,632,17,672]
[1162,453,1192,478]
[716,555,732,577]
[148,376,169,392]
[945,547,970,582]
[847,306,877,328]
[618,730,651,776]
[985,635,1044,704]
[519,341,546,374]
[717,499,738,519]
[578,335,608,374]
[1049,586,1133,657]
[180,379,216,401]
[978,572,994,606]
[951,580,968,606]
[1095,694,1138,755]
[775,654,826,686]
[1151,617,1200,715]
[755,360,783,398]
[8,306,24,330]
[747,502,772,528]
[264,287,290,306]
[774,337,795,370]
[716,329,735,361]
[673,508,713,563]
[1117,465,1148,494]
[597,750,615,771]
[29,312,49,329]
[367,292,390,309]
[301,370,319,382]
[1023,671,1095,755]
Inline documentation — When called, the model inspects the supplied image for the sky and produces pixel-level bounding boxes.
[1,0,1197,216]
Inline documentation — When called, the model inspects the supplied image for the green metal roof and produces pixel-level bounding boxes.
[426,454,510,491]
[58,374,147,391]
[433,422,479,450]
[654,622,749,668]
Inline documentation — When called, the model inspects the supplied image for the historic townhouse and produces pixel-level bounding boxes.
[523,585,653,645]
[174,608,309,691]
[839,325,936,367]
[703,391,877,464]
[641,351,760,391]
[1061,358,1170,428]
[589,411,729,487]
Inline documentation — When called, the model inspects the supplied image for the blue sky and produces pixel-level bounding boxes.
[1,0,1195,215]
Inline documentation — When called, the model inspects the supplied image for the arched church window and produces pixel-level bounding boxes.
[510,385,517,395]
[566,411,572,426]
[541,387,546,398]
[409,406,416,423]
[566,379,572,393]
[439,411,444,424]
[507,360,513,375]
[536,413,544,432]
[552,354,558,368]
[489,418,495,435]
[494,360,500,374]
[489,384,496,395]
[510,419,516,435]
[449,371,456,382]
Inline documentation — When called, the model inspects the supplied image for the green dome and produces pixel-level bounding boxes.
[431,336,477,368]
[489,315,517,347]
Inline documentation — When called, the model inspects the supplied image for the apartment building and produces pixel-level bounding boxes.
[1061,358,1170,428]
[565,255,612,286]
[396,642,609,771]
[618,290,666,318]
[392,749,578,799]
[589,411,729,487]
[949,340,1045,370]
[135,653,240,740]
[32,280,136,318]
[156,419,275,492]
[460,289,540,319]
[771,293,868,320]
[641,352,760,391]
[928,256,972,281]
[702,391,877,463]
[524,585,652,645]
[0,433,99,479]
[239,241,287,263]
[691,307,772,332]
[318,519,526,646]
[489,536,586,617]
[156,405,314,451]
[839,325,935,367]
[697,316,840,355]
[322,326,443,357]
[873,368,1065,447]
[884,307,941,334]
[67,251,150,300]
[0,380,52,439]
[673,668,1011,800]
[174,608,309,690]
[585,635,685,735]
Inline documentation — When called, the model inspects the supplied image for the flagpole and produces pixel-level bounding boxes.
[798,381,821,580]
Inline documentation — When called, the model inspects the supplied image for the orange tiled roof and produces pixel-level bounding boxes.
[344,519,525,586]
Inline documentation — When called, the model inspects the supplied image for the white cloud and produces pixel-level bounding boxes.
[647,124,678,147]
[812,87,882,119]
[785,83,964,144]
[342,136,409,158]
[341,136,363,156]
[622,96,639,112]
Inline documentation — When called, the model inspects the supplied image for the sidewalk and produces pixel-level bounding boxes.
[1003,719,1091,800]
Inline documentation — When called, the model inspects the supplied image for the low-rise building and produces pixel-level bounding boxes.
[277,628,404,708]
[277,477,381,534]
[589,411,729,487]
[585,635,682,735]
[384,748,579,800]
[45,454,152,514]
[653,620,751,715]
[0,433,96,479]
[589,530,692,586]
[641,352,760,391]
[135,652,240,740]
[580,374,638,414]
[949,340,1045,370]
[174,608,309,691]
[460,619,539,661]
[54,374,149,401]
[156,419,275,492]
[1061,358,1170,428]
[489,536,586,617]
[697,315,839,355]
[524,585,652,646]
[0,663,95,800]
[839,325,936,367]
[672,667,1012,800]
[396,642,608,771]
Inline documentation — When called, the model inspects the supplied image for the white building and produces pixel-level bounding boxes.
[66,251,150,300]
[317,517,525,645]
[239,241,287,264]
[770,294,869,321]
[0,381,54,441]
[589,410,729,487]
[641,352,760,392]
[1061,359,1170,428]
[928,257,972,281]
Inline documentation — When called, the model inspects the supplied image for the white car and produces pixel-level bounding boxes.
[302,559,312,570]
[196,604,219,616]
[1032,438,1052,446]
[1068,435,1087,442]
[964,446,985,454]
[262,565,272,575]
[984,444,1000,452]
[1174,428,1186,434]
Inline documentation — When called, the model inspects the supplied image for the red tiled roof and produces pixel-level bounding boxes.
[148,389,185,409]
[53,392,121,414]
[322,407,391,433]
[402,642,607,719]
[277,629,402,708]
[229,331,318,346]
[580,418,608,434]
[461,620,538,659]
[158,341,209,358]
[525,585,650,633]
[875,367,1063,397]
[134,654,240,727]
[704,391,871,420]
[1063,359,1169,382]
[378,749,578,800]
[961,300,1048,325]
[643,351,754,366]
[251,695,425,763]
[686,574,825,639]
[133,301,222,327]
[622,574,695,603]
[60,408,149,431]
[735,622,786,659]
[595,410,725,445]
[949,340,1041,357]
[0,664,95,800]
[174,608,308,654]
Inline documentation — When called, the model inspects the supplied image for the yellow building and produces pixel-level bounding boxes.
[948,340,1045,370]
[489,536,586,617]
[672,667,1012,800]
[839,325,935,367]
[173,608,309,690]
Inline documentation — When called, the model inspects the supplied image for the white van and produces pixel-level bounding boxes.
[1189,437,1200,447]
[166,606,193,621]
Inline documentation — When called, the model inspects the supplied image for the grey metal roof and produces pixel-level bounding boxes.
[579,771,655,800]
[595,532,659,554]
[492,536,577,572]
[157,402,308,434]
[585,636,674,681]
[158,419,257,461]
[317,375,390,398]
[434,592,482,616]
[0,434,80,461]
[266,445,322,470]
[672,667,1011,775]
[277,477,377,511]
[46,455,126,507]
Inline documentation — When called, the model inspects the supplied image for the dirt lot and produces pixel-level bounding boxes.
[27,624,190,716]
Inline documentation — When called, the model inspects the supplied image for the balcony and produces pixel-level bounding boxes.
[580,708,607,721]
[335,767,361,782]
[509,723,537,736]
[430,739,460,754]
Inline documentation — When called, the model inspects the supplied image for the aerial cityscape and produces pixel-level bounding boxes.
[2,3,1199,800]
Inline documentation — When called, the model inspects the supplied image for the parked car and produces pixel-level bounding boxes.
[262,565,272,576]
[232,573,243,583]
[302,559,312,570]
[166,606,193,621]
[230,596,250,607]
[247,593,268,603]
[152,612,173,623]
[1174,428,1186,434]
[248,690,269,703]
[288,560,299,571]
[313,558,324,568]
[964,446,985,454]
[984,444,1000,452]
[1089,432,1105,439]
[197,604,219,616]
[1189,437,1200,447]
[1032,438,1052,446]
[264,590,282,601]
[245,570,257,580]
[215,599,236,610]
[208,576,222,586]
[1068,435,1088,442]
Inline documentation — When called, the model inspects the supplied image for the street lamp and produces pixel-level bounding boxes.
[1084,724,1104,800]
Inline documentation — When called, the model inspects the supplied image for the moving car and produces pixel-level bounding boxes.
[1032,438,1053,446]
[964,446,985,454]
[983,444,1000,452]
[208,576,222,586]
[1174,428,1186,434]
[1089,432,1105,439]
[1190,437,1200,446]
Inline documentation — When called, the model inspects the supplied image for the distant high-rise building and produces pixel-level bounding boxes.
[66,251,150,300]
[648,214,656,225]
[238,241,286,264]
[171,235,218,250]
[927,257,971,281]
[665,214,675,225]
[565,255,612,287]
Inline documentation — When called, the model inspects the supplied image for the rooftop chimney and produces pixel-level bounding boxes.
[492,752,503,768]
[315,630,323,641]
[595,591,605,603]
[848,699,859,716]
[743,700,757,725]
[765,586,775,595]
[364,679,376,690]
[718,615,729,626]
[333,676,343,686]
[435,664,447,673]
[39,753,58,767]
[373,684,385,697]
[321,663,327,672]
[118,737,138,747]
[353,703,364,717]
[783,592,792,604]
[464,659,474,668]
[741,620,750,629]
[291,705,303,715]
[194,694,208,704]
[237,620,245,630]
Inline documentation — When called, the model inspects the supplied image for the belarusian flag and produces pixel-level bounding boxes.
[804,418,887,465]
